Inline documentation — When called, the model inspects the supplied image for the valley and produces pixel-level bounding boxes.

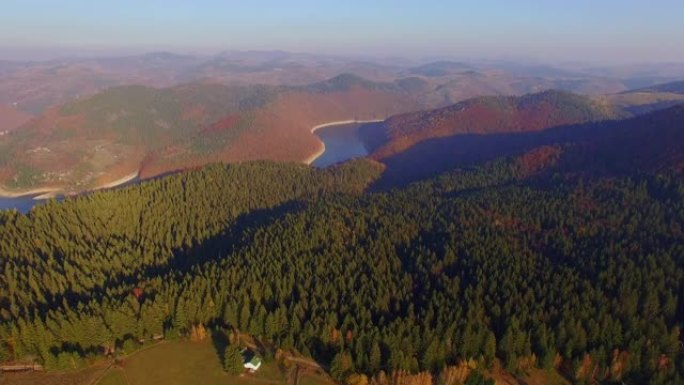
[2,77,684,212]
[2,73,683,198]
[1,49,683,385]
[1,49,684,197]
[3,1,684,384]
[1,146,682,384]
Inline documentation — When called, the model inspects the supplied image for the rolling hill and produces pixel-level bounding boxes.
[1,78,682,385]
[3,64,682,195]
[406,61,474,77]
[0,83,279,192]
[363,92,682,187]
[598,79,684,115]
[4,51,678,118]
[552,104,684,175]
[0,75,422,193]
[362,90,619,160]
[0,105,33,132]
[629,79,684,94]
[0,51,407,115]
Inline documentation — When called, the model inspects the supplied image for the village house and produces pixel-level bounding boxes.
[241,349,262,373]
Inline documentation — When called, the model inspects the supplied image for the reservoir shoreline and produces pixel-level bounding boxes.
[94,171,139,191]
[305,119,384,165]
[0,171,140,200]
[0,186,61,200]
[2,118,381,199]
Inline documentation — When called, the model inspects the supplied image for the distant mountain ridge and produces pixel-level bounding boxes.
[304,73,395,93]
[407,61,474,77]
[627,79,684,94]
[6,51,684,116]
[602,80,684,115]
[303,73,432,95]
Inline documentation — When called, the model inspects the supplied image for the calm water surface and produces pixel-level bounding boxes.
[0,177,139,213]
[312,123,372,168]
[0,195,50,213]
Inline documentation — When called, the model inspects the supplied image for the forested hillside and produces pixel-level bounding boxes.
[633,80,684,94]
[0,159,382,314]
[367,98,684,188]
[360,90,619,161]
[0,152,682,384]
[0,74,422,193]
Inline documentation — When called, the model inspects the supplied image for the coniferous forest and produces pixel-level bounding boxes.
[0,157,682,384]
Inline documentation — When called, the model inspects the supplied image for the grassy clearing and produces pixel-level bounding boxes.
[0,341,571,385]
[105,339,287,385]
[96,367,127,385]
[0,362,108,385]
[1,340,293,385]
[254,360,288,382]
[518,368,571,385]
[298,370,337,385]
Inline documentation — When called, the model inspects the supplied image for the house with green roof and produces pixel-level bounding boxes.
[241,349,262,372]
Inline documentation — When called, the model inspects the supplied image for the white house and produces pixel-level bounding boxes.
[241,349,262,372]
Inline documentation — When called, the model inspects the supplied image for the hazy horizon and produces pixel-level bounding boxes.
[2,0,684,64]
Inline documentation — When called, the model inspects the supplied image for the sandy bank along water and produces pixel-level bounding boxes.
[305,119,384,165]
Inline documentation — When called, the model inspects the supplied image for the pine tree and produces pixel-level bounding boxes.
[239,303,251,331]
[330,351,353,380]
[223,345,244,374]
[465,371,494,385]
[482,330,496,368]
[369,341,382,373]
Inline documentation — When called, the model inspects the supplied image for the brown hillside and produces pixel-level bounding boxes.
[0,78,420,192]
[138,86,416,177]
[227,87,411,160]
[372,103,684,188]
[0,105,33,131]
[366,90,616,161]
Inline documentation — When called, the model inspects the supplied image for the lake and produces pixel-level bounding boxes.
[1,122,374,212]
[0,176,140,214]
[0,195,54,213]
[311,122,375,168]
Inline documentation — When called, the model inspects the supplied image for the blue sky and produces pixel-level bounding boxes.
[1,0,683,62]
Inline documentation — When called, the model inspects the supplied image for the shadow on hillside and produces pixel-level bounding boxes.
[358,121,390,153]
[370,104,684,190]
[211,329,230,365]
[623,100,684,115]
[370,121,605,190]
[50,200,306,311]
[166,200,306,272]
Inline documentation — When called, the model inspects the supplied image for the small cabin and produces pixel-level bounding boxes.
[241,349,262,373]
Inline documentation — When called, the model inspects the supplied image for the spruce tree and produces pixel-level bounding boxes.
[223,345,243,375]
